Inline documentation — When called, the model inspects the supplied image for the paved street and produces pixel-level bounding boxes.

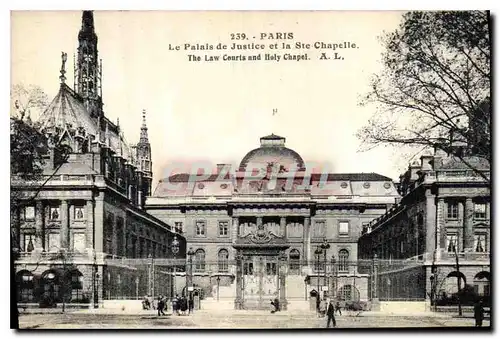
[17,309,490,329]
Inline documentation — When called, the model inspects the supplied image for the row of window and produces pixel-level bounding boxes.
[21,232,86,253]
[20,205,86,221]
[189,248,351,274]
[446,201,488,220]
[445,234,488,253]
[188,220,351,237]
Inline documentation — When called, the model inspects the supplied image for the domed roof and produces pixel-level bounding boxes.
[239,134,305,171]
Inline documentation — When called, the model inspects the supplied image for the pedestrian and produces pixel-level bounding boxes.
[335,301,342,316]
[157,295,166,316]
[474,299,485,327]
[319,299,327,317]
[326,299,336,328]
[172,294,179,315]
[274,297,280,312]
[188,296,194,314]
[180,295,188,315]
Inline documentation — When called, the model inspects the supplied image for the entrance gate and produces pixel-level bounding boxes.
[242,255,279,310]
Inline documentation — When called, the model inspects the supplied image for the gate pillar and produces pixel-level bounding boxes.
[234,251,244,309]
[279,251,288,310]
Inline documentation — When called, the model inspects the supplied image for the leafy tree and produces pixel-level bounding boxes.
[358,11,490,182]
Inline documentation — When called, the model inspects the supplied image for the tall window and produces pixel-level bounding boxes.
[338,249,349,272]
[47,233,59,252]
[72,233,86,253]
[22,206,35,221]
[218,221,229,237]
[474,203,486,220]
[49,207,60,220]
[474,234,487,253]
[74,206,85,220]
[195,249,206,272]
[69,270,84,301]
[446,234,458,253]
[289,249,301,275]
[195,221,206,237]
[313,221,325,238]
[218,249,229,272]
[23,234,35,252]
[447,202,458,219]
[339,221,349,236]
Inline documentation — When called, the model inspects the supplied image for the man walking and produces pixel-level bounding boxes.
[157,295,166,316]
[326,299,336,328]
[474,300,485,327]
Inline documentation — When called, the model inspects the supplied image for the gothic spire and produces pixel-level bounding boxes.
[139,109,149,144]
[76,10,102,118]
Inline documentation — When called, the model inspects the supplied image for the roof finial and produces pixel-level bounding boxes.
[60,51,67,84]
[142,109,147,126]
[139,109,149,144]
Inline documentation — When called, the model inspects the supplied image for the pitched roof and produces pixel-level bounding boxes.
[38,83,98,136]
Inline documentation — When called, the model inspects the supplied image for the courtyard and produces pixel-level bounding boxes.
[17,309,490,329]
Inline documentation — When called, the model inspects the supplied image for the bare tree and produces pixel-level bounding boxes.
[358,11,490,182]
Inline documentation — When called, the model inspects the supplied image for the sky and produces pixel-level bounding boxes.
[11,10,408,185]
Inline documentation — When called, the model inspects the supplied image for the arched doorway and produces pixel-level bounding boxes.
[40,270,61,306]
[16,270,34,303]
[443,271,467,295]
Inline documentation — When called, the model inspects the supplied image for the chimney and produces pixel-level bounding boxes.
[216,164,231,174]
[409,160,421,181]
[420,150,434,171]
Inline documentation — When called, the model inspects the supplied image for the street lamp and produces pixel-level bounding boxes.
[148,253,155,299]
[314,246,323,312]
[320,238,330,300]
[331,255,337,300]
[171,236,180,298]
[187,247,195,302]
[430,274,435,312]
[216,276,221,301]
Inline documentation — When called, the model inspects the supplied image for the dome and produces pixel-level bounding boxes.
[239,134,305,171]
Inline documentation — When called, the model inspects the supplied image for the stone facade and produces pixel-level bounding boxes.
[358,144,490,305]
[147,134,400,309]
[12,11,186,308]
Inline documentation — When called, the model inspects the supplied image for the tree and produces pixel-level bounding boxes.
[358,11,491,182]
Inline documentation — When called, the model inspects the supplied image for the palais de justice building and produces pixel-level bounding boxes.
[147,134,400,310]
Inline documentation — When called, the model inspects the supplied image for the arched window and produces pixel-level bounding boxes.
[41,270,61,303]
[17,270,34,302]
[195,249,206,272]
[218,249,229,272]
[473,271,490,297]
[289,249,301,275]
[338,249,349,272]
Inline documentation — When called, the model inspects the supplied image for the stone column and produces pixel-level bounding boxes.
[280,217,286,238]
[303,217,310,266]
[111,216,118,256]
[35,200,44,250]
[464,198,474,250]
[60,200,69,249]
[234,251,244,309]
[371,254,380,311]
[86,200,94,249]
[94,194,104,254]
[425,190,436,259]
[232,216,239,243]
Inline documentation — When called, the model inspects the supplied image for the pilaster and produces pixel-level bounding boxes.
[60,200,69,249]
[280,216,286,238]
[86,200,94,249]
[464,198,474,250]
[35,200,44,250]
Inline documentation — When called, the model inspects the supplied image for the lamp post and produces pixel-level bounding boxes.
[187,247,195,302]
[217,276,221,301]
[171,236,180,298]
[320,238,330,300]
[148,253,155,300]
[430,274,435,312]
[314,246,322,312]
[331,255,336,300]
